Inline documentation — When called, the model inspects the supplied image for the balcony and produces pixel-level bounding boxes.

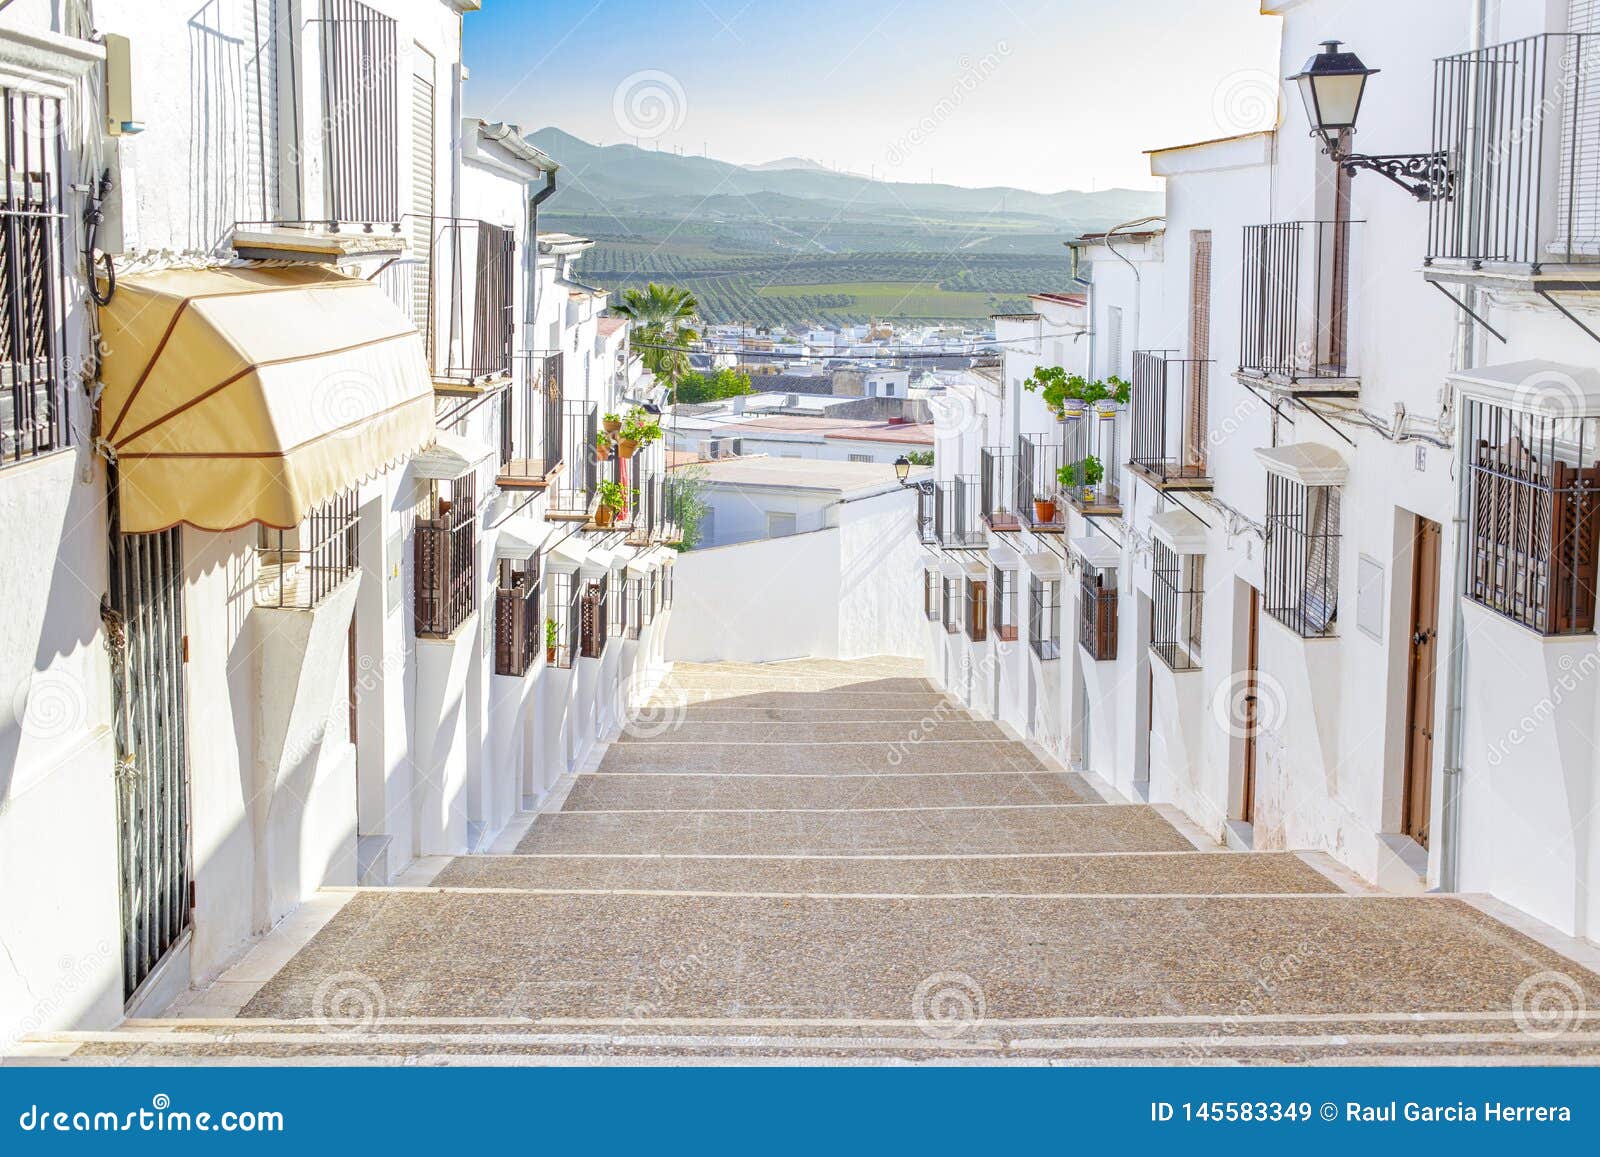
[1018,434,1066,533]
[934,477,986,549]
[1428,34,1600,282]
[980,447,1023,531]
[496,352,565,490]
[254,488,360,610]
[1238,220,1360,393]
[493,556,541,677]
[415,474,477,639]
[1062,402,1124,516]
[1130,351,1213,490]
[428,220,516,391]
[547,400,599,521]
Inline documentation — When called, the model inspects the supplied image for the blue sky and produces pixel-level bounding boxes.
[461,0,1283,192]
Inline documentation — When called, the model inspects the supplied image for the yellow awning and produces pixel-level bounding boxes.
[99,265,437,533]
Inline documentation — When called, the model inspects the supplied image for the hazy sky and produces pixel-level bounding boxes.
[461,0,1284,193]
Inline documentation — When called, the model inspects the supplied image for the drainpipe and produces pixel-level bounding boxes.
[526,166,557,338]
[1439,0,1490,893]
[1103,214,1165,360]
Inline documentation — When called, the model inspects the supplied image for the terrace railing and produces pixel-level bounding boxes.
[1130,351,1213,486]
[1239,220,1360,386]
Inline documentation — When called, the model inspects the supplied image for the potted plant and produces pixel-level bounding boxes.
[617,408,663,459]
[602,412,622,435]
[1057,455,1105,502]
[544,618,558,664]
[1033,495,1057,524]
[595,479,627,527]
[594,431,611,461]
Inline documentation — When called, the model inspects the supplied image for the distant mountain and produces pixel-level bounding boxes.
[744,156,833,173]
[527,127,1161,232]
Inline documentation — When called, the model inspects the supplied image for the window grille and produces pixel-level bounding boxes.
[1151,539,1204,670]
[1464,397,1600,635]
[966,577,988,642]
[579,579,607,660]
[609,568,626,637]
[1239,220,1358,383]
[942,576,961,634]
[1264,473,1341,638]
[1079,566,1118,662]
[1,87,68,467]
[924,570,941,621]
[493,554,540,677]
[1029,573,1061,660]
[414,473,477,637]
[256,486,360,609]
[319,0,401,225]
[544,569,579,669]
[992,566,1019,642]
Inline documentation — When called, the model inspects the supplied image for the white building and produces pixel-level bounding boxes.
[916,0,1600,950]
[682,456,906,549]
[0,0,679,1046]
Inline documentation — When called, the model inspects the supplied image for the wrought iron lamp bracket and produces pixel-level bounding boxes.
[1315,132,1453,202]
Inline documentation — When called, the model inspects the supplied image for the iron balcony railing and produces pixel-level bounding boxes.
[1464,397,1600,635]
[1063,401,1124,511]
[1239,220,1360,385]
[1430,34,1600,269]
[548,400,598,518]
[1018,433,1066,531]
[493,352,565,488]
[938,476,986,549]
[579,576,608,660]
[1130,351,1213,485]
[493,555,540,677]
[414,474,477,638]
[255,488,360,609]
[318,0,401,227]
[1,87,68,469]
[1029,572,1061,661]
[917,486,939,545]
[980,447,1023,530]
[429,219,515,385]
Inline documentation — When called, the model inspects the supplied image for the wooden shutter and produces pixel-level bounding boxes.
[410,65,436,352]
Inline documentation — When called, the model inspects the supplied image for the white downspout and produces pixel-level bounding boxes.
[1440,0,1490,893]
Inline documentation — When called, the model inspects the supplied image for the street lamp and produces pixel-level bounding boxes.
[894,454,935,497]
[1287,40,1452,202]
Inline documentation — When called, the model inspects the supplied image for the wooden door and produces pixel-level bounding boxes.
[1241,588,1260,824]
[1403,518,1443,846]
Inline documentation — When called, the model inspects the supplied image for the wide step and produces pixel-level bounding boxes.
[559,771,1094,811]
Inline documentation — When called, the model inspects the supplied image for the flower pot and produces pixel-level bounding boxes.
[603,417,622,435]
[1082,486,1097,502]
[1033,499,1057,524]
[595,441,611,461]
[618,439,639,459]
[596,506,616,529]
[546,647,556,664]
[1094,402,1118,420]
[1060,400,1085,421]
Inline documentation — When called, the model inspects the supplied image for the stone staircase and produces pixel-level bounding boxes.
[12,658,1600,1065]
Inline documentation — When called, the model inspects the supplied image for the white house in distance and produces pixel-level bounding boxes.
[715,415,934,464]
[916,0,1600,949]
[681,456,906,549]
[0,0,680,1046]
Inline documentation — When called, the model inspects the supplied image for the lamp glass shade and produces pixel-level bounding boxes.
[1290,41,1377,135]
[893,455,911,484]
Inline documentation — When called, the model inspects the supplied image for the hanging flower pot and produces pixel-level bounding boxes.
[603,413,622,435]
[1059,398,1085,421]
[594,436,611,461]
[618,439,640,459]
[1094,400,1118,420]
[1033,498,1057,524]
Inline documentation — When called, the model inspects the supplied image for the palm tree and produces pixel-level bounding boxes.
[611,283,699,398]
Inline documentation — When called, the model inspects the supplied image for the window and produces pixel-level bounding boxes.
[256,487,360,609]
[493,554,541,677]
[1151,540,1204,670]
[415,474,477,638]
[767,512,797,538]
[1105,306,1124,378]
[609,568,627,637]
[1464,397,1600,635]
[661,564,675,608]
[924,570,940,621]
[1264,473,1341,638]
[579,579,607,660]
[1187,230,1212,471]
[1,87,69,467]
[848,453,873,463]
[992,566,1019,641]
[626,577,644,640]
[1079,566,1117,662]
[966,577,988,642]
[1029,573,1061,660]
[940,576,962,634]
